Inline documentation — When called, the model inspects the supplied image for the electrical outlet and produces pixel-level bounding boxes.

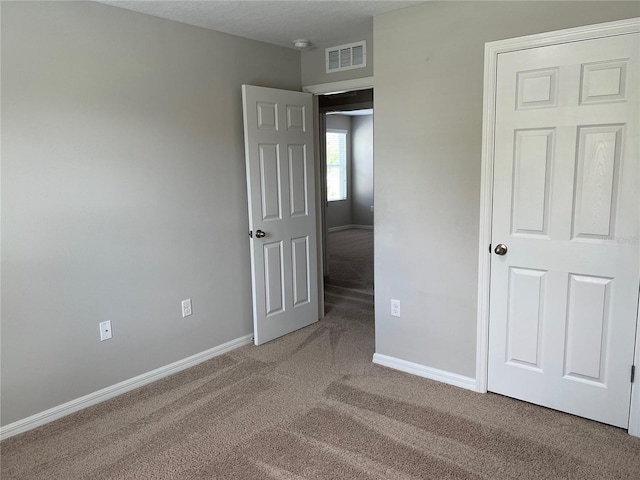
[181,299,192,318]
[370,205,374,212]
[100,320,112,341]
[391,299,401,317]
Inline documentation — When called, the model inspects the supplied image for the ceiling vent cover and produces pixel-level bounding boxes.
[326,41,366,73]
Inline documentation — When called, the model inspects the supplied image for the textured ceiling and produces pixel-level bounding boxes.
[98,1,425,49]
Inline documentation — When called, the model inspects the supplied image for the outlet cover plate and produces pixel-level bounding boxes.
[100,320,112,341]
[391,299,401,317]
[182,299,192,318]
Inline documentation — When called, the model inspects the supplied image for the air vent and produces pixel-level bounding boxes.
[326,41,366,73]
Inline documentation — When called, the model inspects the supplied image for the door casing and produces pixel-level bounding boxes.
[475,17,640,436]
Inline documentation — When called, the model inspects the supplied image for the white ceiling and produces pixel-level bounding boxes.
[98,1,425,49]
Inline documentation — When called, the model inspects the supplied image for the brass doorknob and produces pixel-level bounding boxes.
[255,229,266,239]
[494,244,508,256]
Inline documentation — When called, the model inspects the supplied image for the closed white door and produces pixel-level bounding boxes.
[488,33,639,428]
[242,85,318,345]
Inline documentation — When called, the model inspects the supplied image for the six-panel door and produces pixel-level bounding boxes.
[242,85,318,345]
[488,33,639,428]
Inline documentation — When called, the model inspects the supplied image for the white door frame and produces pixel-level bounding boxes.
[303,76,375,320]
[475,18,640,435]
[303,77,374,95]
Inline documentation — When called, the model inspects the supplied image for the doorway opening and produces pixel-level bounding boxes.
[318,89,374,315]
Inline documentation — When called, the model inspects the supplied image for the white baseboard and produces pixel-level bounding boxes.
[0,333,254,441]
[328,224,373,232]
[372,353,477,391]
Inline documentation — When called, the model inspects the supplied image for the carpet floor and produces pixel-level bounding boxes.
[326,228,374,294]
[2,231,640,478]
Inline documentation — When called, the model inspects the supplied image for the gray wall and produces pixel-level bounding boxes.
[352,115,374,226]
[325,115,353,229]
[1,1,300,426]
[373,1,640,377]
[302,32,374,86]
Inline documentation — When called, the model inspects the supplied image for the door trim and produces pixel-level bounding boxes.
[303,76,374,95]
[475,17,640,435]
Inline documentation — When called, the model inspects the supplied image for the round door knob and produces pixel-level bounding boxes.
[494,244,508,256]
[255,229,266,239]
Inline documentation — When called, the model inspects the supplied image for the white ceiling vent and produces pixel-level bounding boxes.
[326,41,366,73]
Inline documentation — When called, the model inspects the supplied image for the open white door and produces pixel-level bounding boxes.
[488,32,639,428]
[242,85,318,345]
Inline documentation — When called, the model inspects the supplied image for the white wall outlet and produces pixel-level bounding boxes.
[391,299,401,317]
[181,299,192,318]
[100,320,112,341]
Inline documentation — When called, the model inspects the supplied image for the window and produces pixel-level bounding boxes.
[326,129,347,201]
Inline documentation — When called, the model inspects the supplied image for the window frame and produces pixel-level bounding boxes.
[325,128,348,202]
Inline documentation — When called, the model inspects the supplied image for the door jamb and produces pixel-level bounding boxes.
[475,17,640,435]
[303,77,374,95]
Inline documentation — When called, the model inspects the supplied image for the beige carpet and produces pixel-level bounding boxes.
[326,228,374,294]
[2,284,640,479]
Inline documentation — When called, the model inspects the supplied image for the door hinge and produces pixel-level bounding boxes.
[631,365,635,383]
[249,230,253,238]
[488,243,492,253]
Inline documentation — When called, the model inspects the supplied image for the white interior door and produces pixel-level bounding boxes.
[242,85,319,345]
[488,33,639,428]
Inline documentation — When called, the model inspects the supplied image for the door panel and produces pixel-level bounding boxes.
[511,129,553,235]
[242,85,318,345]
[573,125,623,238]
[259,144,282,220]
[506,267,546,371]
[564,274,611,384]
[288,145,308,217]
[488,33,639,428]
[264,241,285,316]
[292,236,310,306]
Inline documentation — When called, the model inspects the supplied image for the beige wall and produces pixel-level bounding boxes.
[352,115,374,227]
[3,0,638,430]
[325,114,374,230]
[1,1,300,426]
[373,1,639,377]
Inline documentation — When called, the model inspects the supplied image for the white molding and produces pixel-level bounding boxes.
[303,76,374,95]
[373,353,477,391]
[476,18,640,427]
[0,334,253,441]
[328,224,373,233]
[313,95,326,320]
